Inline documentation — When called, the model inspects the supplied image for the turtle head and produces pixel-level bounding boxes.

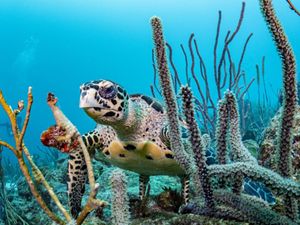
[79,80,129,125]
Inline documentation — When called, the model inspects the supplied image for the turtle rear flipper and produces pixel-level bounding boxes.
[68,151,87,218]
[243,177,275,204]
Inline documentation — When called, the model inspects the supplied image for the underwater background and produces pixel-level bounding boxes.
[0,0,299,156]
[0,0,300,224]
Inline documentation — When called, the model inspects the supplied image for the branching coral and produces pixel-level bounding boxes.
[151,16,193,175]
[225,91,256,193]
[0,88,68,225]
[286,0,300,16]
[0,89,106,225]
[151,2,256,137]
[0,0,298,224]
[180,89,300,223]
[215,99,228,166]
[260,0,297,179]
[150,12,300,223]
[215,99,229,188]
[260,0,298,219]
[45,93,106,224]
[208,162,300,197]
[225,91,257,164]
[183,190,297,225]
[214,190,296,225]
[181,85,215,209]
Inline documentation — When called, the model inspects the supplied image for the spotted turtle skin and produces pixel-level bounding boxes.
[80,80,186,176]
[67,79,274,218]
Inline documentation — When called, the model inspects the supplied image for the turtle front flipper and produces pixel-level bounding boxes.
[67,128,107,218]
[68,150,87,218]
[41,125,106,218]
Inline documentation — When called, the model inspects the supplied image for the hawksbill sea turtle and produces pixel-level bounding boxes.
[41,79,275,218]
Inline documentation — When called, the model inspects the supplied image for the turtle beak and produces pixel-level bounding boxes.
[79,100,92,108]
[79,89,100,108]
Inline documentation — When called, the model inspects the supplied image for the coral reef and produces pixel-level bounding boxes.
[0,0,299,224]
[150,0,299,223]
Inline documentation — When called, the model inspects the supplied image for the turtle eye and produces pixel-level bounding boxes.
[99,85,117,99]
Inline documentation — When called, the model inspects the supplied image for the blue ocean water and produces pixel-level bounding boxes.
[0,0,299,154]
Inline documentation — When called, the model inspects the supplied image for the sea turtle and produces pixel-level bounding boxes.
[42,79,274,218]
[79,80,185,176]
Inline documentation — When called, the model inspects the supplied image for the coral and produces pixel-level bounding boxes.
[286,0,300,16]
[181,203,249,223]
[0,1,298,224]
[46,93,106,224]
[0,88,68,225]
[41,121,87,218]
[110,169,130,225]
[131,212,248,225]
[215,190,295,225]
[225,91,256,193]
[260,0,298,219]
[151,7,300,222]
[155,187,182,212]
[215,99,229,188]
[216,99,229,165]
[180,88,300,222]
[175,83,299,223]
[260,0,297,175]
[150,16,192,175]
[0,89,106,225]
[181,85,215,209]
[225,91,257,164]
[260,106,300,178]
[151,2,256,137]
[208,162,300,197]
